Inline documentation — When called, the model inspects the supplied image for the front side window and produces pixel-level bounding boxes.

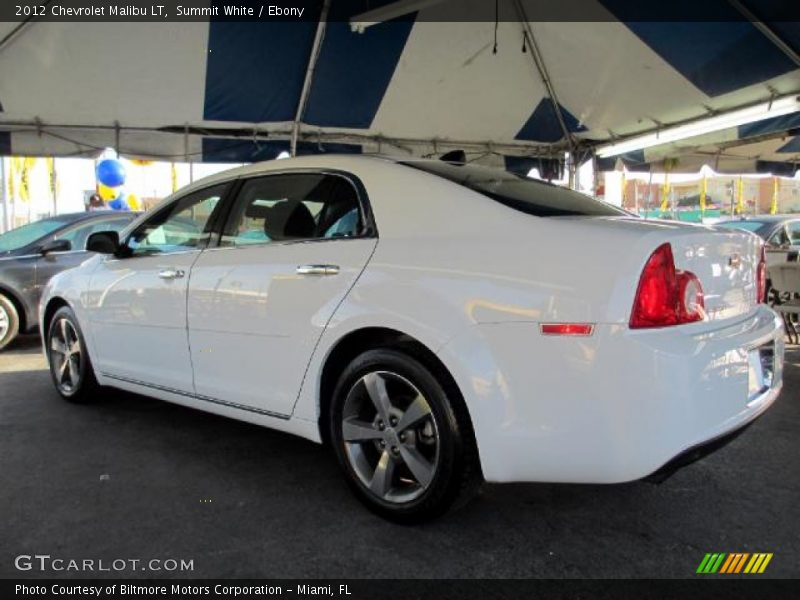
[221,173,363,247]
[126,184,226,256]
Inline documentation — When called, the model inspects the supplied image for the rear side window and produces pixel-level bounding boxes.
[401,161,627,217]
[221,173,364,247]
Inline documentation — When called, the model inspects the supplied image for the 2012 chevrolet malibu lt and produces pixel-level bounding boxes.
[40,156,785,521]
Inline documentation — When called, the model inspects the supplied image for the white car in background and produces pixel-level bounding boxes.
[40,156,784,521]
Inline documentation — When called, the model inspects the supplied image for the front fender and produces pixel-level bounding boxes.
[39,256,102,351]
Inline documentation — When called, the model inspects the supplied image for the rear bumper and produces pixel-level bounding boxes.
[438,305,784,484]
[644,416,757,483]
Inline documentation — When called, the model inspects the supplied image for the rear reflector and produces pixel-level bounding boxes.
[756,245,767,303]
[540,323,594,336]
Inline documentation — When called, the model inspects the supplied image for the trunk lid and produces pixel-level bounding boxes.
[667,225,761,321]
[588,217,762,322]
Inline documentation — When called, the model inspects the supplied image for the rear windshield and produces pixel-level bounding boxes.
[715,220,767,233]
[401,161,627,217]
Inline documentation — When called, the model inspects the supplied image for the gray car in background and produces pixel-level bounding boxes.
[0,211,137,350]
[716,215,800,265]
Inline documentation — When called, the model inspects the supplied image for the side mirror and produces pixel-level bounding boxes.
[86,231,120,255]
[40,239,72,255]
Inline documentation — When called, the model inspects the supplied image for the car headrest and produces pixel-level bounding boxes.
[264,200,316,240]
[245,203,272,219]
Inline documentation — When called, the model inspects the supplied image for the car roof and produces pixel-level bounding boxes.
[166,154,575,204]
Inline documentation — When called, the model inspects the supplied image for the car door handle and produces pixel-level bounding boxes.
[158,268,185,280]
[296,264,340,276]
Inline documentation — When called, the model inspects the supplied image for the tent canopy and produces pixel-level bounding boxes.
[0,0,798,173]
[598,109,800,175]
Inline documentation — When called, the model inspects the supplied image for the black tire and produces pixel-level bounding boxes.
[0,293,20,351]
[46,306,100,403]
[329,348,481,523]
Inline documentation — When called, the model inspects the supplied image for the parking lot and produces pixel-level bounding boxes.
[1,334,798,579]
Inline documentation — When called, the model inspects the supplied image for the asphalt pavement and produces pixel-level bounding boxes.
[1,334,798,578]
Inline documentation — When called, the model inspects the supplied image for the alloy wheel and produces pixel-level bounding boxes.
[341,370,440,504]
[50,318,82,393]
[0,304,8,341]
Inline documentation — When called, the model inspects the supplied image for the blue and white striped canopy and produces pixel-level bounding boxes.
[0,0,798,173]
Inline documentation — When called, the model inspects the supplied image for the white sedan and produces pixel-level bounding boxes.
[40,156,785,521]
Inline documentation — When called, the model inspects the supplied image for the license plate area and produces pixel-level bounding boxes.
[747,341,777,401]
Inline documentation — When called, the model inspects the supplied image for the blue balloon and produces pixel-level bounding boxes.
[108,193,130,211]
[96,159,126,187]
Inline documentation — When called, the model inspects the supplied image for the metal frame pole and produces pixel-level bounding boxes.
[291,0,331,157]
[727,0,800,67]
[0,157,8,233]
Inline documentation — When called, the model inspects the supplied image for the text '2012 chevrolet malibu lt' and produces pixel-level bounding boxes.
[40,156,784,522]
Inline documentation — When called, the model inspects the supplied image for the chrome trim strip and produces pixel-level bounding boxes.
[102,248,201,263]
[203,235,369,253]
[100,372,291,420]
[0,254,41,260]
[1,250,87,260]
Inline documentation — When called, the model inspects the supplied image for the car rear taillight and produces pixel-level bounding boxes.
[630,243,705,329]
[756,245,767,303]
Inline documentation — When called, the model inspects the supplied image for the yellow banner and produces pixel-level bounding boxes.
[10,157,36,203]
[735,177,744,214]
[660,172,670,212]
[770,178,779,215]
[699,176,707,213]
[171,163,178,193]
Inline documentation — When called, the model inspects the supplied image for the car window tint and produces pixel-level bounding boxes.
[127,185,225,255]
[787,221,800,244]
[400,161,627,217]
[222,173,362,247]
[768,227,790,246]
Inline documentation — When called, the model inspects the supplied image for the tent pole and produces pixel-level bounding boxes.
[727,0,800,67]
[184,124,193,183]
[50,158,57,215]
[513,0,577,157]
[291,0,331,157]
[0,157,8,233]
[566,153,571,188]
[0,17,36,55]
